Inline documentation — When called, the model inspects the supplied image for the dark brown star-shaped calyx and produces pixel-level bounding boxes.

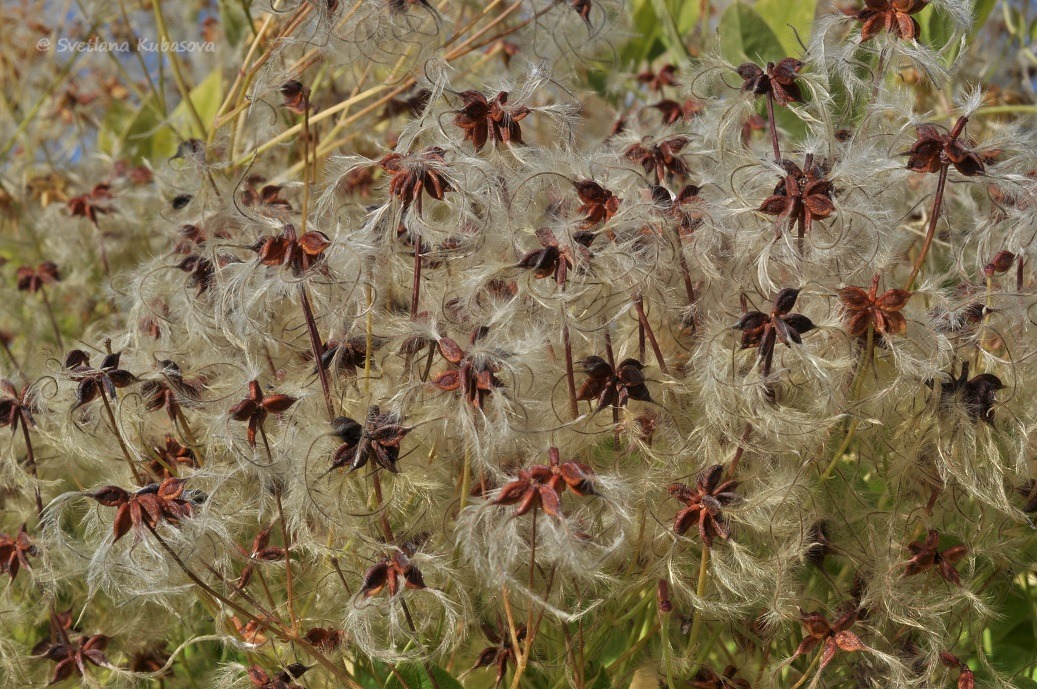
[905,117,986,177]
[733,289,814,350]
[470,620,527,688]
[837,275,912,338]
[937,361,1003,424]
[792,608,867,671]
[36,625,110,686]
[89,477,198,542]
[360,537,428,598]
[625,136,690,183]
[148,435,197,478]
[573,180,620,228]
[429,329,504,409]
[688,664,751,689]
[651,98,704,125]
[228,380,297,448]
[67,184,112,225]
[636,64,679,92]
[856,0,928,41]
[904,529,967,585]
[325,406,411,474]
[667,464,739,548]
[758,157,835,238]
[379,147,452,216]
[575,355,652,410]
[240,179,293,212]
[235,525,288,590]
[453,90,531,151]
[280,80,311,114]
[736,58,803,106]
[65,349,139,410]
[16,262,60,294]
[0,523,37,581]
[492,447,596,518]
[247,663,309,689]
[317,335,386,376]
[0,378,38,433]
[516,227,595,286]
[140,360,204,422]
[251,223,331,276]
[939,652,975,689]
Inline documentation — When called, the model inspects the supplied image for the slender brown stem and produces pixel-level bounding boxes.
[174,407,204,467]
[400,598,418,634]
[760,328,777,378]
[253,567,280,611]
[904,164,949,291]
[405,650,446,689]
[146,523,365,689]
[0,338,20,373]
[262,345,278,377]
[871,48,888,100]
[789,646,824,689]
[20,421,43,517]
[274,490,297,631]
[671,225,696,308]
[603,320,620,450]
[299,283,334,419]
[411,228,422,319]
[205,170,224,202]
[726,423,752,478]
[508,508,538,689]
[820,323,874,481]
[684,546,711,656]
[258,423,274,464]
[147,523,271,624]
[458,443,472,513]
[421,342,435,382]
[633,297,668,374]
[364,282,375,395]
[100,390,143,483]
[39,288,64,349]
[301,96,311,235]
[94,221,111,276]
[562,318,578,419]
[371,472,395,543]
[766,92,781,163]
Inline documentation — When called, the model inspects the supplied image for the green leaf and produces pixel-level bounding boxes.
[648,0,691,62]
[98,93,170,162]
[971,0,997,35]
[718,2,785,66]
[990,643,1036,675]
[916,3,954,50]
[619,0,664,66]
[163,70,224,155]
[755,0,816,56]
[989,587,1033,644]
[668,0,700,36]
[386,663,464,689]
[98,99,136,157]
[589,667,612,689]
[219,0,251,48]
